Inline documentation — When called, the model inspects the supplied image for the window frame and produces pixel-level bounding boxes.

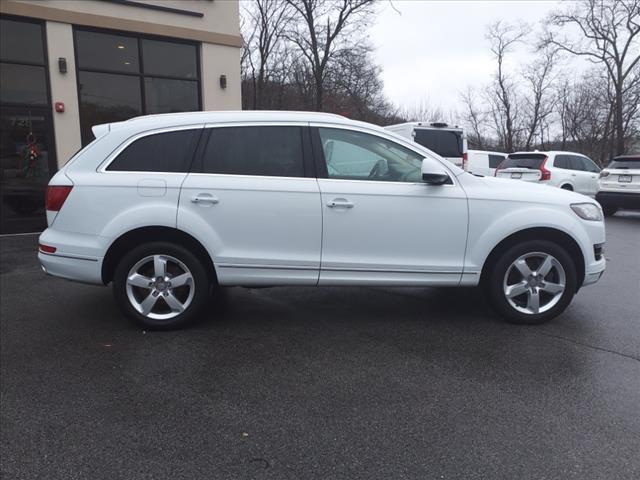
[98,125,204,174]
[73,26,202,145]
[189,123,315,179]
[310,125,455,186]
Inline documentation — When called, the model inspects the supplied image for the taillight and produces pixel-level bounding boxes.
[39,244,57,254]
[46,186,73,211]
[599,171,609,178]
[462,152,468,171]
[539,157,551,181]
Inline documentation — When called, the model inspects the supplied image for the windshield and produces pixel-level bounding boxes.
[608,157,640,169]
[413,129,463,158]
[502,154,546,169]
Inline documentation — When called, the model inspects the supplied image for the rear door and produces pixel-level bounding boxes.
[178,124,322,285]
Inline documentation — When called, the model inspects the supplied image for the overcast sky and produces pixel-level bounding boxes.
[370,0,568,116]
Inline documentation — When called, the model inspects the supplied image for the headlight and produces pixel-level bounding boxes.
[571,203,603,221]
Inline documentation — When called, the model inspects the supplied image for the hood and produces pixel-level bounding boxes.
[461,173,594,206]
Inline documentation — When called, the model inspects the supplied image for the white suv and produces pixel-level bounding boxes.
[39,112,606,329]
[495,151,601,196]
[596,155,640,216]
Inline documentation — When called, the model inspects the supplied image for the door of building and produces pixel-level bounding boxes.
[0,105,56,234]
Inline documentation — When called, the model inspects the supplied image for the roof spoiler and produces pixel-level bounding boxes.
[91,123,111,139]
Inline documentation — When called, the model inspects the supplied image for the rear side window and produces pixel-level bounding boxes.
[503,154,546,169]
[554,155,571,169]
[413,129,463,158]
[488,154,505,168]
[107,129,200,172]
[195,126,304,177]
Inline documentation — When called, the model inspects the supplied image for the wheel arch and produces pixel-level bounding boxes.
[480,227,585,291]
[101,226,217,285]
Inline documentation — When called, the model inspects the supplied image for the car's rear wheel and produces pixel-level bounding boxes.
[487,240,577,324]
[113,242,211,330]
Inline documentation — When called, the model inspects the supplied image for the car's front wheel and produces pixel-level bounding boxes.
[113,242,211,330]
[487,240,577,324]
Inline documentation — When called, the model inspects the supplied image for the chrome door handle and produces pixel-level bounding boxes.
[191,194,219,205]
[327,199,354,209]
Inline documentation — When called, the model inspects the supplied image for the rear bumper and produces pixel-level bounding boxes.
[596,191,640,209]
[38,228,106,285]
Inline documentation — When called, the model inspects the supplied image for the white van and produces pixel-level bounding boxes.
[467,150,507,176]
[385,122,467,168]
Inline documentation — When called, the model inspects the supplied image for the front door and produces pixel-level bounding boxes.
[0,106,56,234]
[313,126,468,286]
[178,124,322,286]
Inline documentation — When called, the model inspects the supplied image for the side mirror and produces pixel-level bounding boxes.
[421,158,451,185]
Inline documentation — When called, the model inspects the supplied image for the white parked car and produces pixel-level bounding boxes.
[384,122,467,168]
[39,111,605,329]
[495,151,601,196]
[466,150,506,176]
[596,154,640,216]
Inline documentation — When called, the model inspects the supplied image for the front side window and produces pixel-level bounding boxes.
[196,126,305,177]
[319,128,424,182]
[107,129,200,172]
[578,156,600,173]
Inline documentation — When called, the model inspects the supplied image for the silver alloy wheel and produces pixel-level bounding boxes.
[125,254,195,320]
[502,252,566,315]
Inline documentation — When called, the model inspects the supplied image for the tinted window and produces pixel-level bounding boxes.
[488,154,505,168]
[107,129,200,172]
[554,155,571,169]
[503,154,546,169]
[414,129,462,157]
[0,19,44,64]
[75,30,139,73]
[319,128,424,182]
[144,78,199,114]
[197,126,304,177]
[78,71,142,145]
[578,156,600,173]
[0,63,48,105]
[142,39,197,78]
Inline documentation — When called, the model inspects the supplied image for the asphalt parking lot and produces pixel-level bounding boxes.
[1,213,639,480]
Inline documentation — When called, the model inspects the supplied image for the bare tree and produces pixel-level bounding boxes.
[522,47,558,149]
[242,0,293,109]
[542,0,640,154]
[285,0,375,111]
[486,21,527,152]
[461,87,491,150]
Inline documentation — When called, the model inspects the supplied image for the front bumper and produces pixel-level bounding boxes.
[582,256,606,287]
[596,191,640,209]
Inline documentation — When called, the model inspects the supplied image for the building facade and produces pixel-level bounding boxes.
[0,0,241,233]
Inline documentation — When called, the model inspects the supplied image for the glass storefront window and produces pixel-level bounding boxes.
[78,71,142,144]
[75,30,139,73]
[144,77,199,114]
[74,28,201,145]
[0,18,45,64]
[0,63,48,105]
[141,39,197,78]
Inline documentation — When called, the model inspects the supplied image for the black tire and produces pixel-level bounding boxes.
[602,205,618,217]
[113,242,212,330]
[487,240,577,325]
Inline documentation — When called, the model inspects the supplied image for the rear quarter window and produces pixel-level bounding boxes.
[413,129,462,158]
[107,129,201,172]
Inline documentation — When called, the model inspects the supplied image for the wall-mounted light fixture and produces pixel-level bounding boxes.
[219,74,227,89]
[58,57,67,74]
